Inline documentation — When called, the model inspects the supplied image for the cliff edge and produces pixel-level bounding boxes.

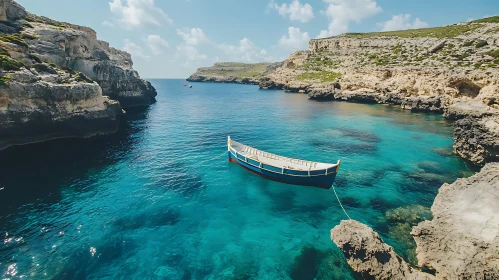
[0,0,156,150]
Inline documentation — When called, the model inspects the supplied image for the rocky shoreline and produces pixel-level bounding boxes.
[331,162,499,279]
[0,0,156,150]
[189,18,499,166]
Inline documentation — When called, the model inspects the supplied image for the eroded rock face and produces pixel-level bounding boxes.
[0,78,121,150]
[0,0,153,150]
[412,163,499,279]
[256,19,499,165]
[331,220,435,280]
[453,116,499,165]
[22,14,157,108]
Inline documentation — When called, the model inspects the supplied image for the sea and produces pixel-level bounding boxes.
[0,79,475,279]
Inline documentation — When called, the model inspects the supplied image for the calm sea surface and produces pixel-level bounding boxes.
[0,80,474,279]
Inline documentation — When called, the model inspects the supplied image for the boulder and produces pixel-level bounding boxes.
[453,116,499,165]
[331,220,435,280]
[412,163,499,279]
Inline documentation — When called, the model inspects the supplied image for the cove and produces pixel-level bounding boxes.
[0,80,475,279]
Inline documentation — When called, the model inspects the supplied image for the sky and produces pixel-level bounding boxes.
[15,0,499,79]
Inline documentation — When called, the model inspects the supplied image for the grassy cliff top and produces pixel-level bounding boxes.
[312,16,499,40]
[194,62,281,79]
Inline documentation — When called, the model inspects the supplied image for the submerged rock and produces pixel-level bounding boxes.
[412,162,499,279]
[384,205,432,266]
[331,220,435,280]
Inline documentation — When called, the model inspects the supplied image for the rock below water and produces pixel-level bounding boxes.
[331,163,499,279]
[0,0,156,150]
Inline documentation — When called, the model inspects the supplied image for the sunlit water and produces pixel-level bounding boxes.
[0,80,475,279]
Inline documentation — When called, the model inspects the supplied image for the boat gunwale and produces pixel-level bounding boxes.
[228,137,340,177]
[229,150,338,177]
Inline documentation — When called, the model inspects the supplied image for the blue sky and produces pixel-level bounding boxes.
[16,0,499,78]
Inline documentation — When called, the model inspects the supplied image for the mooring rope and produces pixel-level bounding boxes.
[332,184,352,220]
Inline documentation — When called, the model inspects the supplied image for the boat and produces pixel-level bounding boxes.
[227,137,340,189]
[189,85,193,88]
[183,84,187,86]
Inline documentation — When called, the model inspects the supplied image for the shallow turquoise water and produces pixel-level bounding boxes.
[0,80,474,279]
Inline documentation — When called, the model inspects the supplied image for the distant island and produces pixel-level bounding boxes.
[187,62,283,85]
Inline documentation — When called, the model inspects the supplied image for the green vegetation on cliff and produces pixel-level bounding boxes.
[313,16,499,40]
[0,76,11,86]
[0,34,29,48]
[297,71,341,83]
[334,23,483,39]
[189,62,282,82]
[0,55,24,71]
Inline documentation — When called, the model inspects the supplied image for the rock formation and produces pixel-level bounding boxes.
[331,163,499,279]
[0,0,156,150]
[331,220,435,280]
[453,115,499,165]
[263,18,499,165]
[412,162,499,279]
[187,62,283,85]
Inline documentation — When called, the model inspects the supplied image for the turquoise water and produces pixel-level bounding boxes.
[0,80,474,279]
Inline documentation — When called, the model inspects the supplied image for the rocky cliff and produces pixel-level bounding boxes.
[187,62,283,85]
[331,162,499,279]
[258,17,499,165]
[0,0,156,150]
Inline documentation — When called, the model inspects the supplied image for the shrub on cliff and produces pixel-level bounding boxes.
[0,48,9,56]
[475,40,488,48]
[487,49,499,58]
[0,76,11,86]
[0,34,28,48]
[0,55,24,71]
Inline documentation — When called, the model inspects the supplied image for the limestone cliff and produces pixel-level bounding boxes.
[411,162,499,279]
[187,62,283,85]
[331,163,499,280]
[259,17,499,165]
[0,0,156,150]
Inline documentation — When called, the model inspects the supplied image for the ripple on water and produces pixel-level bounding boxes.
[0,80,475,279]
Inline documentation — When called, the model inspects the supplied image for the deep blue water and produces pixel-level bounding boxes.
[0,79,474,279]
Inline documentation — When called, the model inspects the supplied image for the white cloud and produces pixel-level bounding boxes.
[176,44,207,61]
[146,35,169,55]
[102,20,115,27]
[378,14,429,32]
[176,28,209,46]
[108,0,172,29]
[279,27,310,50]
[270,0,314,23]
[175,27,208,62]
[123,39,149,59]
[219,38,272,62]
[318,0,382,38]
